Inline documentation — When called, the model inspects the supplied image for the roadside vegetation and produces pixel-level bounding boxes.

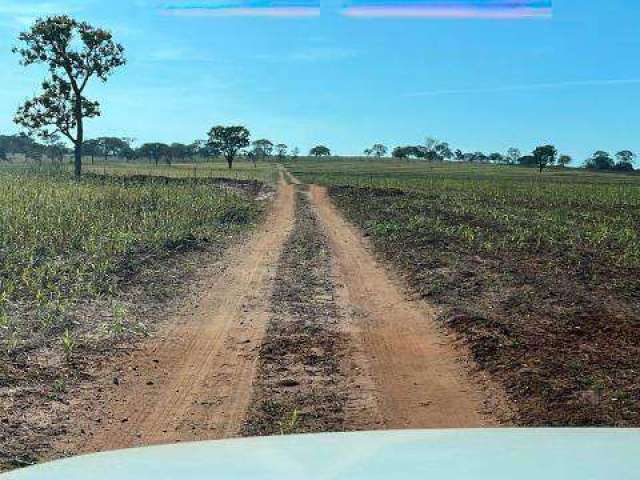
[287,158,640,426]
[0,166,266,356]
[0,165,269,468]
[85,161,279,184]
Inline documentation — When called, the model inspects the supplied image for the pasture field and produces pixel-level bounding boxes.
[286,158,640,426]
[0,164,269,372]
[5,159,279,183]
[288,156,640,186]
[85,160,279,184]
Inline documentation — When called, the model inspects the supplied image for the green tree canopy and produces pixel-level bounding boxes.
[489,152,505,164]
[207,126,250,169]
[392,146,422,159]
[585,151,615,170]
[309,145,331,157]
[532,144,558,172]
[558,154,572,167]
[99,137,132,160]
[0,134,42,158]
[137,143,171,166]
[423,138,453,161]
[506,148,521,165]
[169,143,194,162]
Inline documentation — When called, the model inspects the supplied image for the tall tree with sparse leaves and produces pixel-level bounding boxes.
[506,147,521,165]
[13,16,126,177]
[365,144,387,158]
[615,150,636,170]
[275,143,288,160]
[252,139,274,159]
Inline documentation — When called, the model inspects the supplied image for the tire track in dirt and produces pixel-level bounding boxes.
[243,187,382,436]
[61,178,296,454]
[308,183,496,429]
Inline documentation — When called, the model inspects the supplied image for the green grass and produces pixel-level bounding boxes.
[288,156,640,186]
[0,166,265,354]
[2,159,279,184]
[85,160,279,184]
[287,158,640,272]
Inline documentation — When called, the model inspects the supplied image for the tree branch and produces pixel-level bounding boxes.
[79,69,94,93]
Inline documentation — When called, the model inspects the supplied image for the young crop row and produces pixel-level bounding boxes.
[85,161,279,184]
[0,168,264,356]
[289,163,640,273]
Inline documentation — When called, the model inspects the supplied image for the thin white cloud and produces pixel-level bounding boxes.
[407,79,640,97]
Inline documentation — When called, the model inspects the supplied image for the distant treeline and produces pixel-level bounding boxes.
[0,133,305,166]
[0,135,213,165]
[0,134,70,163]
[387,138,636,173]
[1,133,636,174]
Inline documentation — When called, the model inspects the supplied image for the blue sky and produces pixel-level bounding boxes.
[0,0,638,160]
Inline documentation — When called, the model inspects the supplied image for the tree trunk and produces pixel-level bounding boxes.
[74,96,83,178]
[74,143,82,178]
[227,155,233,169]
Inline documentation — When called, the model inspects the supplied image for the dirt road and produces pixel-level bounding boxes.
[51,173,497,461]
[309,185,494,428]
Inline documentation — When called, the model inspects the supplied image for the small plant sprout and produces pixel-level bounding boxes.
[6,331,20,356]
[109,302,128,337]
[52,378,67,395]
[61,329,76,364]
[280,409,300,435]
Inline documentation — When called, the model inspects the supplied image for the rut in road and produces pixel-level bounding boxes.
[308,184,497,428]
[243,187,382,436]
[68,180,296,454]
